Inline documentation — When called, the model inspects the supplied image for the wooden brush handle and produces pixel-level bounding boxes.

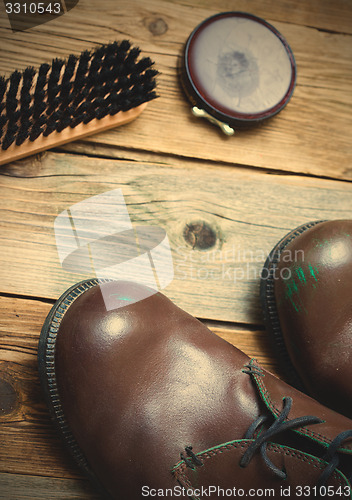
[0,102,147,166]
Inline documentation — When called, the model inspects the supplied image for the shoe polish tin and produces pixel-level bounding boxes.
[180,12,296,135]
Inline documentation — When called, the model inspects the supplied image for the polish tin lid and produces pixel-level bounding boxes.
[181,12,296,133]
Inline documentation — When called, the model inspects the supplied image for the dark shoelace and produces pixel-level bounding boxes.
[240,396,322,478]
[182,397,352,486]
[240,397,352,485]
[316,429,352,487]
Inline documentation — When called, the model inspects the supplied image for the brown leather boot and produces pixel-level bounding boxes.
[261,220,352,420]
[39,279,352,499]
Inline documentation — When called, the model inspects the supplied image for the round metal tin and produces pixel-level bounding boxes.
[181,12,297,130]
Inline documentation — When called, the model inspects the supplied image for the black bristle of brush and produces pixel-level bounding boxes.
[0,77,8,137]
[3,71,22,150]
[16,67,35,146]
[0,41,158,152]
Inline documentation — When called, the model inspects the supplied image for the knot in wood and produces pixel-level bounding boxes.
[0,378,18,416]
[148,17,168,36]
[183,222,217,250]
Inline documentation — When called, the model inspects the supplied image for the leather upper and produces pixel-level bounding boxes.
[273,220,352,418]
[52,280,352,498]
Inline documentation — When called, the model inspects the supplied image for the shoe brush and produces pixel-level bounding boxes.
[0,40,158,166]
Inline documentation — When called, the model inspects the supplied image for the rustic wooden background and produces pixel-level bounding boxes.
[0,0,351,497]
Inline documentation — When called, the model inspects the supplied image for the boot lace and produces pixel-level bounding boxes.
[181,397,352,486]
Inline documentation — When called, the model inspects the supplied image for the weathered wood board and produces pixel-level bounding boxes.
[0,0,351,497]
[1,152,351,324]
[0,0,351,179]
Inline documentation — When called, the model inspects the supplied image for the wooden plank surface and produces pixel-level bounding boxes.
[1,152,351,324]
[0,0,351,498]
[0,0,351,179]
[168,0,352,34]
[0,473,99,500]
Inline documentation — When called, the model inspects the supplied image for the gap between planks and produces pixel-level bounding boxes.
[56,142,352,184]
